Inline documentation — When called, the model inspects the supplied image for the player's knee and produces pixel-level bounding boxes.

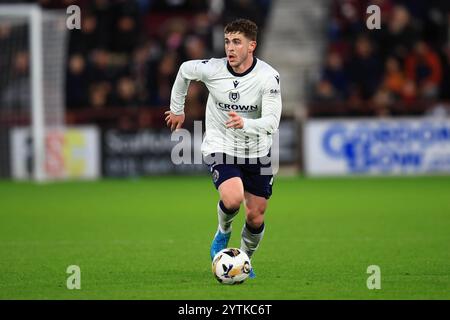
[246,214,265,229]
[247,203,266,216]
[221,194,243,212]
[246,206,266,228]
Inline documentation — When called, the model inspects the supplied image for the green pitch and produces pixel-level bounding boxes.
[0,176,449,300]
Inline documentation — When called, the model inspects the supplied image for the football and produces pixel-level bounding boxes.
[211,248,251,284]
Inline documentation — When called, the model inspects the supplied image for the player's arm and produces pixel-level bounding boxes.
[165,60,208,131]
[235,74,282,135]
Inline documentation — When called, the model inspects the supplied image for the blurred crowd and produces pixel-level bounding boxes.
[314,0,450,116]
[4,0,448,121]
[61,0,271,116]
[0,0,272,128]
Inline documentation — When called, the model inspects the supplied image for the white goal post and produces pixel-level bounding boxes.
[0,4,67,181]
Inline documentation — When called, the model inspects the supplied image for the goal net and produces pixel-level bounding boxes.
[0,4,67,181]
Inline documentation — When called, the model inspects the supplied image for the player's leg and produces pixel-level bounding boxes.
[241,191,267,259]
[238,155,274,278]
[210,177,244,260]
[208,154,244,260]
[217,177,244,233]
[240,191,268,278]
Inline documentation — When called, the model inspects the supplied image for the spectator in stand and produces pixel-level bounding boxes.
[373,56,417,115]
[66,54,89,108]
[87,49,117,84]
[1,51,30,110]
[378,5,421,61]
[320,50,349,100]
[348,35,382,100]
[182,34,208,61]
[110,1,141,54]
[372,88,392,116]
[328,0,368,42]
[313,80,341,103]
[405,41,442,100]
[113,76,139,108]
[421,0,450,49]
[88,82,111,109]
[112,14,139,54]
[190,12,214,53]
[161,18,189,53]
[69,12,107,55]
[155,52,179,106]
[85,0,114,49]
[145,40,165,106]
[373,56,409,115]
[381,56,406,100]
[129,42,152,105]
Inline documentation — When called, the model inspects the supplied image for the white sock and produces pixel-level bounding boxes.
[240,222,265,258]
[217,200,239,234]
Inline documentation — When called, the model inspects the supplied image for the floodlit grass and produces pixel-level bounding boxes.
[0,176,449,299]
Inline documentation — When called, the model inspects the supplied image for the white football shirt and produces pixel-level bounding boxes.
[170,57,282,158]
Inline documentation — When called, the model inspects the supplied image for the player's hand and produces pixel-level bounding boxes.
[164,110,185,132]
[226,111,244,129]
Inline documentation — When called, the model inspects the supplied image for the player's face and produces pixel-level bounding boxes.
[224,32,256,69]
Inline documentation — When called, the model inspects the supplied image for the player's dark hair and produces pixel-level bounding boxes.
[224,19,258,41]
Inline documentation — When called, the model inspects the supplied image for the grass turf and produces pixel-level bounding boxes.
[0,176,449,299]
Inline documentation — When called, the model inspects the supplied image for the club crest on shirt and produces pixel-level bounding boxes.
[229,91,240,103]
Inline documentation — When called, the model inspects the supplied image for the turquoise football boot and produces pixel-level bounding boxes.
[210,229,231,261]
